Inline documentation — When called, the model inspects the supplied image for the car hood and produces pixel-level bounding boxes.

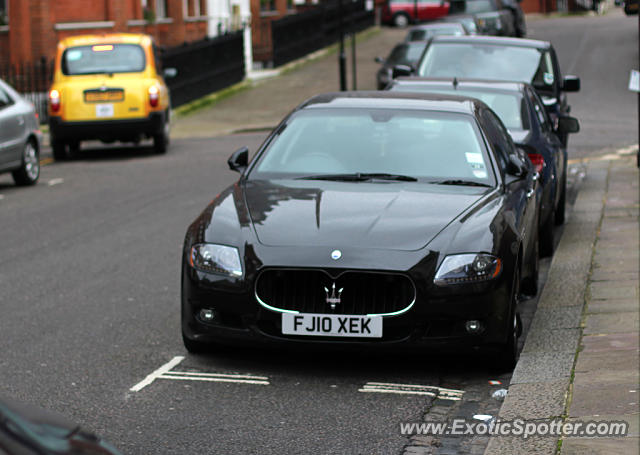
[244,180,487,251]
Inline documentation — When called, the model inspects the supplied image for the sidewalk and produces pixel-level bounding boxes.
[170,26,406,139]
[486,156,639,454]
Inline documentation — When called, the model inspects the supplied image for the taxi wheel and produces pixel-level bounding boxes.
[52,140,69,161]
[153,119,170,154]
[69,141,80,158]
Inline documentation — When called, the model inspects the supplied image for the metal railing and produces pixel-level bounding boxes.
[0,58,53,123]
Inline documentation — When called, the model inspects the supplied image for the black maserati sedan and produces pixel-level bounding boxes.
[387,78,580,256]
[181,92,540,369]
[394,36,580,145]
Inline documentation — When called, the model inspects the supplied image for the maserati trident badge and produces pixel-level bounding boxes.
[324,282,344,310]
[331,249,342,260]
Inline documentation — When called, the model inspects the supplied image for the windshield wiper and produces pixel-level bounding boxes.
[431,179,492,187]
[297,173,417,182]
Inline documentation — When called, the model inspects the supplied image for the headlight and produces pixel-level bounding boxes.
[189,244,243,277]
[434,254,502,286]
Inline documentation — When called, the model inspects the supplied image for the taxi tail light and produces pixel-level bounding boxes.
[527,152,545,174]
[49,90,61,113]
[148,86,159,108]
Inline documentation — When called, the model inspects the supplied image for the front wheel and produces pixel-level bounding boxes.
[12,140,40,186]
[153,115,170,154]
[491,266,521,372]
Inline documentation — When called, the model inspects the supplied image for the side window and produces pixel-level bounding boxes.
[528,88,552,133]
[480,109,513,172]
[0,86,13,109]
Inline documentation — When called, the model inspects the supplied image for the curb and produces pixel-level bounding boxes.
[483,159,610,454]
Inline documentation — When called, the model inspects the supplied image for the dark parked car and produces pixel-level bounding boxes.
[0,396,121,454]
[388,78,580,256]
[181,91,541,369]
[0,78,41,186]
[404,21,468,41]
[452,0,517,36]
[400,36,581,145]
[375,41,427,89]
[439,13,480,34]
[381,0,450,27]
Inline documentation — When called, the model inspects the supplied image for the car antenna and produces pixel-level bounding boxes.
[453,77,458,89]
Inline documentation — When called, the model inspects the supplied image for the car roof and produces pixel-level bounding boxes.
[409,22,464,30]
[392,77,528,94]
[299,91,485,115]
[428,35,550,50]
[58,33,151,48]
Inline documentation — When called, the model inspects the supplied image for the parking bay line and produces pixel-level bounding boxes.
[129,356,270,392]
[358,382,464,401]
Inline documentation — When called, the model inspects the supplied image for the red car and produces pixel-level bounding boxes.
[382,0,450,27]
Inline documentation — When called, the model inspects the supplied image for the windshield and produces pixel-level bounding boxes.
[418,43,555,93]
[390,85,528,131]
[250,108,494,184]
[407,26,465,41]
[386,42,427,66]
[62,44,146,75]
[464,0,495,13]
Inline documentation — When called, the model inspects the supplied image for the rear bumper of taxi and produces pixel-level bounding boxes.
[49,111,166,142]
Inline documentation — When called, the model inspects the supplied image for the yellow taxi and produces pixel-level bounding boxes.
[48,33,175,159]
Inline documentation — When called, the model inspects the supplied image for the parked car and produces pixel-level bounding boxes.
[0,78,41,186]
[0,395,122,454]
[375,41,428,89]
[181,91,541,369]
[398,35,580,145]
[462,0,517,36]
[388,78,580,255]
[48,33,175,160]
[404,21,468,41]
[624,0,639,14]
[439,14,480,34]
[381,0,450,27]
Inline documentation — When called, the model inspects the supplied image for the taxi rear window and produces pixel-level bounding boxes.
[62,44,146,75]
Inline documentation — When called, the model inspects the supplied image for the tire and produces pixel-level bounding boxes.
[521,234,539,296]
[68,141,80,158]
[539,209,555,258]
[51,139,69,161]
[492,266,521,372]
[153,115,170,154]
[182,331,211,354]
[12,140,40,186]
[555,169,567,225]
[393,13,410,28]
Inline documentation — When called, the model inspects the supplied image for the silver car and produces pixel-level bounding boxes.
[0,78,41,186]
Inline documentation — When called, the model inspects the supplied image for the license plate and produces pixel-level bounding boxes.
[95,103,114,118]
[282,313,382,338]
[85,91,124,102]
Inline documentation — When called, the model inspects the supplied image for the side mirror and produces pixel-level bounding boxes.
[562,75,580,92]
[228,146,248,173]
[507,154,528,177]
[374,56,385,64]
[557,116,580,134]
[163,67,178,79]
[392,64,413,79]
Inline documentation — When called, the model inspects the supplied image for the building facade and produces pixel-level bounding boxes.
[0,0,209,66]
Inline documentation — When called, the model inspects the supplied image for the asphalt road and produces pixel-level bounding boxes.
[0,11,635,455]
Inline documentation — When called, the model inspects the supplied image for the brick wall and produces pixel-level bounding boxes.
[4,0,208,65]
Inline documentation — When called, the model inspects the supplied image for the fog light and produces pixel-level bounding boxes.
[465,320,483,334]
[199,309,215,322]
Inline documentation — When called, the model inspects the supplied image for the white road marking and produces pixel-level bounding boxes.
[164,371,269,380]
[130,356,185,392]
[159,373,269,386]
[358,382,465,400]
[48,178,64,186]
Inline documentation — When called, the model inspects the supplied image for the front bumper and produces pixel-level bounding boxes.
[181,266,514,352]
[49,111,166,142]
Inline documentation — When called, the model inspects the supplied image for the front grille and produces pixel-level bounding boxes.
[255,269,415,316]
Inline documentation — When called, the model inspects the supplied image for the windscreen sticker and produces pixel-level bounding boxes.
[543,72,554,85]
[67,50,82,61]
[466,152,487,178]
